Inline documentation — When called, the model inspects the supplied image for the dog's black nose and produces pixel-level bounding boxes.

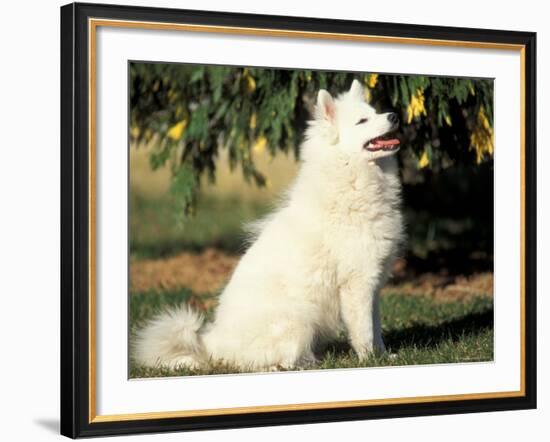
[387,112,399,125]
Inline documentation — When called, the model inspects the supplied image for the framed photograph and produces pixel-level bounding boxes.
[60,2,537,438]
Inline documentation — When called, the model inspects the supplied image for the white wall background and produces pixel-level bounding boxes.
[0,0,546,440]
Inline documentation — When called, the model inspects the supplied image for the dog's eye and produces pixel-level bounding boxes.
[356,118,368,125]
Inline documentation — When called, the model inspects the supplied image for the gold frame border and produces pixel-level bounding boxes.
[88,18,527,424]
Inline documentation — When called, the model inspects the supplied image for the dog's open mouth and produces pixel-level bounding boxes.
[364,133,401,152]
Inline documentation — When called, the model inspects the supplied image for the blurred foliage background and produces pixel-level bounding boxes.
[130,63,494,273]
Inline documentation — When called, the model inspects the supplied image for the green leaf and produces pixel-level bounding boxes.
[170,164,197,220]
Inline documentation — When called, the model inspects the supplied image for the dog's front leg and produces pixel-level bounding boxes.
[340,280,385,359]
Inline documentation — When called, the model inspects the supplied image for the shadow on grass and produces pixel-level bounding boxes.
[384,308,493,351]
[322,307,494,356]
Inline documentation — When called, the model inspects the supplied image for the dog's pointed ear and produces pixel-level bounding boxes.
[349,79,364,100]
[316,89,336,123]
[315,90,339,144]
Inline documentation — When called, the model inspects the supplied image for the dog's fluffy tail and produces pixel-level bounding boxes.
[133,305,206,370]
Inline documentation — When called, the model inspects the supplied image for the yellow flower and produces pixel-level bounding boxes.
[418,150,430,169]
[246,75,256,93]
[444,114,452,127]
[167,119,188,141]
[249,113,257,130]
[470,106,494,163]
[252,135,267,154]
[362,74,378,102]
[406,89,427,124]
[243,69,256,94]
[366,73,378,89]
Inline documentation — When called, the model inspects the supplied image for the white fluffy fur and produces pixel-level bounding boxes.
[134,79,404,371]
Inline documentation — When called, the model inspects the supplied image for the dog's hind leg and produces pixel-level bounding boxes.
[201,305,319,371]
[250,315,318,370]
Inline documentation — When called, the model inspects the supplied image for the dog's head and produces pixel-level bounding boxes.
[313,79,400,161]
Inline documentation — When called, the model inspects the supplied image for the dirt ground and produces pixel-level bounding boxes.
[130,249,493,302]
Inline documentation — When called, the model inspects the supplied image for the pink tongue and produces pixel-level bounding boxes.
[373,138,400,147]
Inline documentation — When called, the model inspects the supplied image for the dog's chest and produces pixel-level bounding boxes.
[323,172,403,280]
[327,209,401,268]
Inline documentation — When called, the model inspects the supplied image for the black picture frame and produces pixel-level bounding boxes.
[60,2,537,438]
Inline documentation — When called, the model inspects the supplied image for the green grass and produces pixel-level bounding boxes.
[129,290,493,378]
[130,193,270,259]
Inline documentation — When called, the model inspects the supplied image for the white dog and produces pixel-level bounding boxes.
[134,79,404,371]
